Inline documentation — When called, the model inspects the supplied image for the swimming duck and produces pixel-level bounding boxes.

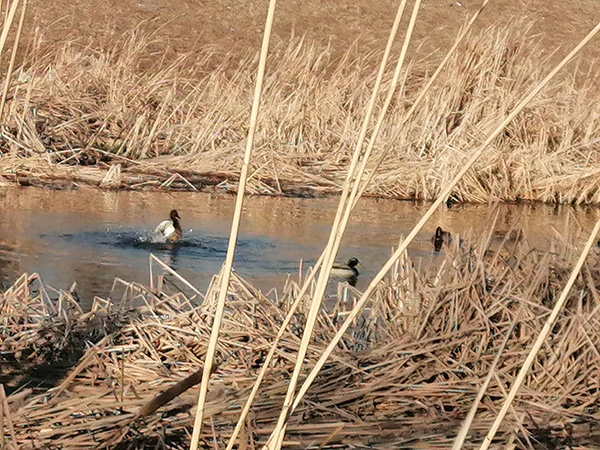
[432,226,452,252]
[331,257,361,286]
[153,209,183,243]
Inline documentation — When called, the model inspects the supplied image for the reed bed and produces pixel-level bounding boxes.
[1,226,599,448]
[0,273,135,395]
[1,24,600,203]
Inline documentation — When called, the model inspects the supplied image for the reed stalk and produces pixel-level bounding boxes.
[0,0,19,62]
[0,0,25,120]
[478,218,600,449]
[188,0,278,448]
[263,0,411,447]
[277,20,600,433]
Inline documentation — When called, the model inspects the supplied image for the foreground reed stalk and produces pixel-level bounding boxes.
[267,4,421,448]
[234,2,489,447]
[188,0,278,448]
[478,218,600,448]
[0,0,20,63]
[0,0,25,120]
[272,20,600,436]
[261,1,410,447]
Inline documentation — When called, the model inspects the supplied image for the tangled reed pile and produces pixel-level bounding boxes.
[1,226,600,449]
[1,23,599,203]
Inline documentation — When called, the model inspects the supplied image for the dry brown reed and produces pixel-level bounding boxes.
[190,0,278,447]
[1,23,600,203]
[2,224,600,449]
[0,272,131,397]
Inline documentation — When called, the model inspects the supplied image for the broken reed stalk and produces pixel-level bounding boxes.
[0,0,19,62]
[451,306,521,450]
[149,254,203,297]
[263,0,410,447]
[0,0,26,120]
[478,218,600,449]
[138,363,220,418]
[188,0,278,447]
[0,384,17,449]
[354,0,492,203]
[277,20,600,434]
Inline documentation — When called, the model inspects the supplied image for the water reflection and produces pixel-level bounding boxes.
[0,187,599,308]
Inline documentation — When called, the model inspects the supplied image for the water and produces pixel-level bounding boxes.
[1,187,599,307]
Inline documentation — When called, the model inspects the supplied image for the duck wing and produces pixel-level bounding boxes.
[154,220,175,239]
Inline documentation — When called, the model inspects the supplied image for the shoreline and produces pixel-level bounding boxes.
[3,161,600,207]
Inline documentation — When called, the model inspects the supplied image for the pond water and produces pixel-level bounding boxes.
[1,187,599,308]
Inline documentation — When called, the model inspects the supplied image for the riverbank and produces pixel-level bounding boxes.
[1,24,600,204]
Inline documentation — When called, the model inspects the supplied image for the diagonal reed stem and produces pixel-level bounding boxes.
[478,218,600,448]
[225,0,411,446]
[0,0,19,62]
[267,4,422,449]
[227,2,492,448]
[279,20,600,434]
[0,0,25,121]
[187,0,278,448]
[263,0,420,447]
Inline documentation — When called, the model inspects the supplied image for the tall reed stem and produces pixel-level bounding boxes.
[262,0,412,447]
[0,0,26,120]
[188,0,278,448]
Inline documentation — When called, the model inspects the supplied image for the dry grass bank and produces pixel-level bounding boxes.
[2,225,600,448]
[0,23,599,203]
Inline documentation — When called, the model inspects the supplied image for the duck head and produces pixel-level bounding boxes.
[170,209,180,220]
[347,257,361,268]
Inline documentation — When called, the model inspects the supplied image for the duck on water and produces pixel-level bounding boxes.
[331,257,361,286]
[153,209,183,244]
[432,226,452,252]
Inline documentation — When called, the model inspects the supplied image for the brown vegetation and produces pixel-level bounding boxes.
[0,23,599,203]
[2,226,600,448]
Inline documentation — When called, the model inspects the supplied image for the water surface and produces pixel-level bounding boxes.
[1,187,598,307]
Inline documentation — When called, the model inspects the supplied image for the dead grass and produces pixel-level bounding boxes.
[0,23,599,203]
[2,224,600,448]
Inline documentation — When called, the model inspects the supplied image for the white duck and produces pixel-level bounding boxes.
[153,209,183,243]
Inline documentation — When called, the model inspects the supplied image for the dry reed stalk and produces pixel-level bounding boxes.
[354,0,492,204]
[149,254,203,298]
[0,0,18,61]
[188,0,278,447]
[0,0,25,120]
[273,17,423,450]
[478,218,600,449]
[276,20,600,435]
[451,305,521,449]
[263,0,412,446]
[0,384,18,449]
